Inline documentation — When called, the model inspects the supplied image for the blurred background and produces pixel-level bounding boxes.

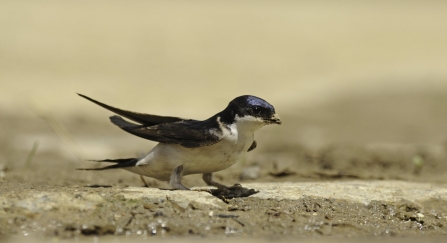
[1,0,447,186]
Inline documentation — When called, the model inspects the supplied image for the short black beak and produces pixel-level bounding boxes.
[267,113,282,125]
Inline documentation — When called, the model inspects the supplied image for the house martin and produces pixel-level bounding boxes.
[78,94,281,190]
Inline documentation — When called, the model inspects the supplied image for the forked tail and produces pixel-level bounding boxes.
[77,158,139,170]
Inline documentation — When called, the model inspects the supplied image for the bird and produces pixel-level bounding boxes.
[77,94,281,190]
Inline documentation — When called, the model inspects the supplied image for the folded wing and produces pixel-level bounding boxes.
[110,116,223,148]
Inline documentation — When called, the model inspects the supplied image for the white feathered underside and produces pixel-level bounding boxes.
[125,114,265,181]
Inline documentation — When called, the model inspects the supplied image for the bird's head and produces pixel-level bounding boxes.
[221,95,282,126]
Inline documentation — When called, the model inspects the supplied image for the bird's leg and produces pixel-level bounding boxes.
[202,173,242,191]
[169,165,189,190]
[140,175,149,187]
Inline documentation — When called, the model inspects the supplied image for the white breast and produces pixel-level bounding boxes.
[125,115,265,181]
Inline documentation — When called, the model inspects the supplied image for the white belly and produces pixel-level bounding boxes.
[124,115,264,181]
[124,133,254,181]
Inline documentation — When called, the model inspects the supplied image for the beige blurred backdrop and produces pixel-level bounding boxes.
[1,0,447,148]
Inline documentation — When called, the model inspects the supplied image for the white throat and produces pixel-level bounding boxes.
[232,114,265,134]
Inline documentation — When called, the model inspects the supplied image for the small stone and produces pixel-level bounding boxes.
[143,204,158,211]
[416,213,424,220]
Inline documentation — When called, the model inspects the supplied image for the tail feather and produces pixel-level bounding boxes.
[109,116,142,130]
[78,158,139,171]
[90,158,138,163]
[77,93,185,126]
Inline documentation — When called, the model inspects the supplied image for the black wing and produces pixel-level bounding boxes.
[78,93,185,126]
[110,116,223,148]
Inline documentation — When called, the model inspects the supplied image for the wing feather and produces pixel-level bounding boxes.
[78,93,185,125]
[110,116,222,148]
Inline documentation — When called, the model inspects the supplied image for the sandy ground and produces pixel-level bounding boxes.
[2,0,447,242]
[2,88,447,242]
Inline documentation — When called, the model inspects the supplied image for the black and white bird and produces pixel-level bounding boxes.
[78,94,281,190]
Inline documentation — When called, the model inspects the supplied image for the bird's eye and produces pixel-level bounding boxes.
[251,106,262,115]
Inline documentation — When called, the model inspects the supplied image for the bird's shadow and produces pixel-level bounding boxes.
[83,184,258,199]
[160,186,259,199]
[208,186,259,199]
